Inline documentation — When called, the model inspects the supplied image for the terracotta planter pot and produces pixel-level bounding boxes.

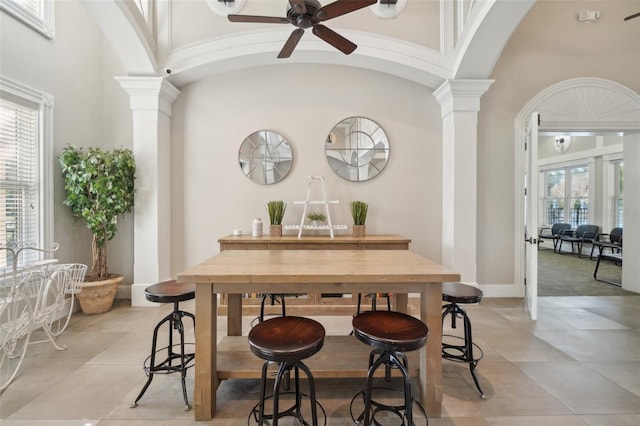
[76,275,123,315]
[353,225,366,238]
[270,224,282,237]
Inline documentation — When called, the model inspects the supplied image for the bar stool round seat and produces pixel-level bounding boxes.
[131,280,196,411]
[248,316,326,426]
[145,280,196,303]
[351,310,429,426]
[441,282,486,399]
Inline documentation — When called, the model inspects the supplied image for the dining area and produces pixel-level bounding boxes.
[176,244,461,422]
[4,272,640,425]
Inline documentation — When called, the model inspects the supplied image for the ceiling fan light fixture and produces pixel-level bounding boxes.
[370,0,407,19]
[228,0,376,58]
[207,0,246,16]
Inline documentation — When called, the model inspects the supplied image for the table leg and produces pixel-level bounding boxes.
[420,283,442,417]
[227,293,242,336]
[395,292,408,314]
[194,283,218,421]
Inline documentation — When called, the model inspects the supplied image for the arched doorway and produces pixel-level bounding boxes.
[514,78,640,319]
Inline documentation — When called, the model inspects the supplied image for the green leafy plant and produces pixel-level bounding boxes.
[59,145,136,279]
[350,201,368,225]
[266,200,287,225]
[306,212,327,222]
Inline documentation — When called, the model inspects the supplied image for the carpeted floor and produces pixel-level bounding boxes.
[537,242,632,296]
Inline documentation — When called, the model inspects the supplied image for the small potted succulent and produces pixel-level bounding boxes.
[306,212,327,227]
[266,200,287,237]
[350,201,368,237]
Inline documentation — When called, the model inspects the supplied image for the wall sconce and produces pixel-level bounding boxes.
[554,136,571,154]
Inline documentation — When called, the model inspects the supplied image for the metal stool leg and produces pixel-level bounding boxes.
[251,360,323,426]
[259,294,286,322]
[131,311,172,408]
[353,349,426,426]
[131,304,195,410]
[462,308,485,399]
[442,302,486,399]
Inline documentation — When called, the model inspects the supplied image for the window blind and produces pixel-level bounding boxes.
[0,97,40,270]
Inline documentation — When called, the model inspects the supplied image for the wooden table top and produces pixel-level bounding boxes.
[218,234,412,244]
[178,249,460,284]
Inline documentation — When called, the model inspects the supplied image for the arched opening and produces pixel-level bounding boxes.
[514,78,640,318]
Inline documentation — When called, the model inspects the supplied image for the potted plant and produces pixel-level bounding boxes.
[266,200,286,237]
[350,201,368,237]
[59,145,136,314]
[306,212,327,226]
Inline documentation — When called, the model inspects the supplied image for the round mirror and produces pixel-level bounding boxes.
[238,130,293,185]
[325,117,390,182]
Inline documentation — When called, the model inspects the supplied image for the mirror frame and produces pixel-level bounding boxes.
[325,117,390,182]
[238,130,293,185]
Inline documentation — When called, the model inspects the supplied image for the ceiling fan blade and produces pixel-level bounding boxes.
[314,0,376,22]
[228,15,290,24]
[289,0,307,15]
[278,28,305,58]
[624,12,640,21]
[312,24,357,55]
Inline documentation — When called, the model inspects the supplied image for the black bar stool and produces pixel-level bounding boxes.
[130,280,196,410]
[258,293,286,323]
[441,282,485,399]
[355,292,391,315]
[248,316,326,426]
[350,310,429,426]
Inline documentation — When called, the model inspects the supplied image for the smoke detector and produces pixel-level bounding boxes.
[578,10,600,22]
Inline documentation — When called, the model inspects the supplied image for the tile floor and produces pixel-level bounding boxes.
[1,294,640,425]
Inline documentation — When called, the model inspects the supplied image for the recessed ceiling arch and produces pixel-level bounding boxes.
[80,0,535,90]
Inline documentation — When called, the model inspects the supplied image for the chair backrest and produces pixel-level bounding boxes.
[551,223,572,235]
[576,224,599,238]
[610,227,623,244]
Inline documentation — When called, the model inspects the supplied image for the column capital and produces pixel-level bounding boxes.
[115,76,180,116]
[433,79,494,117]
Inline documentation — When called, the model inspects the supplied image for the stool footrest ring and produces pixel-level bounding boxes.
[441,335,484,364]
[350,386,429,426]
[142,343,195,375]
[248,390,327,426]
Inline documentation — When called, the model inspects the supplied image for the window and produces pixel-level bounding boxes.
[0,77,53,270]
[542,165,590,227]
[0,0,54,39]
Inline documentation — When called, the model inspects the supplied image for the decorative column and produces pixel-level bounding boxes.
[116,77,180,306]
[433,79,493,283]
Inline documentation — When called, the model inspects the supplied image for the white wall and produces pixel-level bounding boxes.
[170,64,443,274]
[0,0,133,282]
[476,0,640,286]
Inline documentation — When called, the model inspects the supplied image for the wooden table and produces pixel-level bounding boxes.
[218,234,412,316]
[177,249,460,421]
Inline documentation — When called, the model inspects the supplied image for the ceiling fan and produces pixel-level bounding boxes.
[228,0,376,58]
[624,12,640,21]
